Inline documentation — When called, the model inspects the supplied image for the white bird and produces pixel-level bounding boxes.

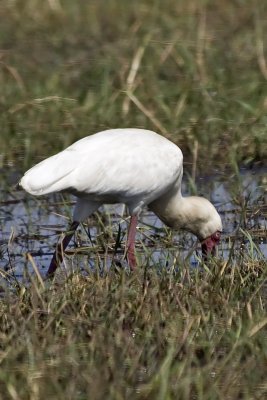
[20,128,222,276]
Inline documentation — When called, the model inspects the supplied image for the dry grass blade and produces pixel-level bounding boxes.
[125,91,169,137]
[0,61,25,92]
[47,0,62,12]
[248,317,267,338]
[254,9,267,80]
[26,252,45,290]
[196,7,207,86]
[191,139,199,183]
[122,44,147,116]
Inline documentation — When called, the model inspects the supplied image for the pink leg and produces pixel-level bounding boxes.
[126,215,138,270]
[46,221,79,277]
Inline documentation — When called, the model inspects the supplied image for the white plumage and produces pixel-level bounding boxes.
[20,128,222,275]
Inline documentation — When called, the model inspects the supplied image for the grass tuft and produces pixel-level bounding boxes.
[0,249,267,398]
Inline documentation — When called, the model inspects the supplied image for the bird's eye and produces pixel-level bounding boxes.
[214,231,221,240]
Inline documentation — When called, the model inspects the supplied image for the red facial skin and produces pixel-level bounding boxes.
[201,230,221,259]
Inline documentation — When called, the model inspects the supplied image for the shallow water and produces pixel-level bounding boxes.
[0,168,266,281]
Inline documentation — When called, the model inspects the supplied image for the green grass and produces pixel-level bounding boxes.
[0,0,266,171]
[0,256,267,399]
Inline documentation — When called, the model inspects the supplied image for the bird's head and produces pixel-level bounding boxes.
[180,196,222,259]
[195,198,222,259]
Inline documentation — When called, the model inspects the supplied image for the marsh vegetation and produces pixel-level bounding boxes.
[0,1,267,399]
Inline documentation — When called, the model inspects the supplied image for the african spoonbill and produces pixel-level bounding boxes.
[20,128,222,276]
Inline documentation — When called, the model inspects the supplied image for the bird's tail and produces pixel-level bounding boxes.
[20,150,76,195]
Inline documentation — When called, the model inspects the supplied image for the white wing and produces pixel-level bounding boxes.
[20,129,183,209]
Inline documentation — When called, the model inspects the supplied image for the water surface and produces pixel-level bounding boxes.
[0,167,266,281]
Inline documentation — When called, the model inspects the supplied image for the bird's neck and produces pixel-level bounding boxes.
[149,190,203,236]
